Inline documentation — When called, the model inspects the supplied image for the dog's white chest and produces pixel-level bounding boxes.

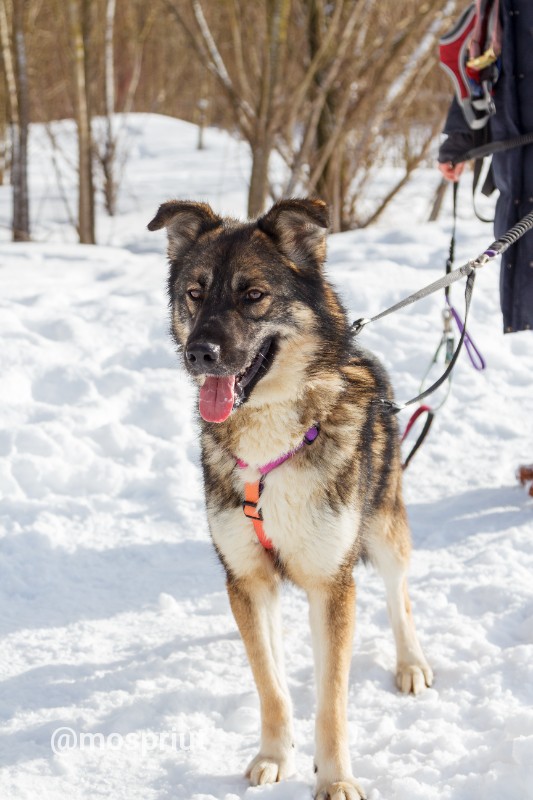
[261,465,357,576]
[208,459,359,583]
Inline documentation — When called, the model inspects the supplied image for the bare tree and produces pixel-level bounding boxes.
[281,0,363,230]
[94,0,155,216]
[428,178,449,222]
[0,89,6,186]
[280,0,460,231]
[0,1,14,191]
[162,0,458,228]
[0,0,30,241]
[12,0,30,239]
[66,0,95,244]
[247,0,291,216]
[7,0,461,239]
[99,0,117,216]
[164,0,292,217]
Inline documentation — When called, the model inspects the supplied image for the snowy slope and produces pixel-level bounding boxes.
[0,115,532,800]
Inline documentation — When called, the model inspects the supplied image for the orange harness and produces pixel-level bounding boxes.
[242,479,273,550]
[236,425,320,551]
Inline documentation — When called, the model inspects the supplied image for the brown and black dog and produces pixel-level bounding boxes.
[148,198,432,800]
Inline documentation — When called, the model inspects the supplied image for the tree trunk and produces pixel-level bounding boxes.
[0,0,30,240]
[0,1,15,189]
[0,110,5,186]
[67,0,95,244]
[309,0,342,230]
[246,0,289,218]
[13,0,30,241]
[428,178,448,222]
[247,139,271,218]
[102,0,117,216]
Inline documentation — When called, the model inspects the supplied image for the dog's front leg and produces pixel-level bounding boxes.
[227,575,295,786]
[308,580,366,800]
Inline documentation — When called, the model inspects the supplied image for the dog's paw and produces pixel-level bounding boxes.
[245,752,295,785]
[315,778,366,800]
[396,660,433,695]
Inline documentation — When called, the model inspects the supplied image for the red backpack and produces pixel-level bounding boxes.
[439,1,501,130]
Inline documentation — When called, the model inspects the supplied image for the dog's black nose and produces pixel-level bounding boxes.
[185,341,221,370]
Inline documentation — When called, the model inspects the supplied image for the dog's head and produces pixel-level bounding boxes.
[148,198,349,423]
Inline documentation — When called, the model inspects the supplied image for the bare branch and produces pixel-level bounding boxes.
[0,0,18,126]
[162,0,254,139]
[284,0,345,132]
[191,0,233,94]
[224,0,253,108]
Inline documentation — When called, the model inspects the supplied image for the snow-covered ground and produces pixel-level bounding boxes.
[0,114,532,800]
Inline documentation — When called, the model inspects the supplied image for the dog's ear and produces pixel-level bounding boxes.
[147,201,222,260]
[258,198,329,270]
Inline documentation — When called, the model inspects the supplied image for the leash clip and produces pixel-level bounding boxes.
[471,253,490,269]
[352,317,370,336]
[441,308,455,363]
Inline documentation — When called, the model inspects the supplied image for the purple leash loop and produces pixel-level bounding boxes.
[446,298,486,371]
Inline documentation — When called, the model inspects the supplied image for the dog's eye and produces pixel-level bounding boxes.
[188,289,203,301]
[246,290,264,302]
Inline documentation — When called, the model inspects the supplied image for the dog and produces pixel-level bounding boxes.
[148,198,432,800]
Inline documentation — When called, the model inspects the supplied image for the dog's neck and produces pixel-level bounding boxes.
[207,371,344,468]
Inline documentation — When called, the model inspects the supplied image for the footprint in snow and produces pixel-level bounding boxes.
[32,368,92,405]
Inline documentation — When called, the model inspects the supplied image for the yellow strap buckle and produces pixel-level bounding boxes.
[467,46,498,71]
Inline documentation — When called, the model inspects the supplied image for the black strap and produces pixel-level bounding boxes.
[446,182,458,300]
[402,409,435,470]
[452,131,533,224]
[453,130,533,165]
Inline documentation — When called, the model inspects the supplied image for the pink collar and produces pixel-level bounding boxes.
[235,425,319,475]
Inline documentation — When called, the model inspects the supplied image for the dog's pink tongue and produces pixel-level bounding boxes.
[199,375,236,423]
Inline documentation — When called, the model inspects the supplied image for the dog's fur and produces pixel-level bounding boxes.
[149,198,432,800]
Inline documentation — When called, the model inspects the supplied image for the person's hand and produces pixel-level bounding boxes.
[438,161,465,182]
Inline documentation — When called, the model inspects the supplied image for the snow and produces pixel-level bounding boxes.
[0,114,532,800]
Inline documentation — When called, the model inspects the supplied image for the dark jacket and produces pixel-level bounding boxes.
[438,0,533,333]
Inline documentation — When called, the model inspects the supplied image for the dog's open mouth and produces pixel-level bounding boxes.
[199,338,276,423]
